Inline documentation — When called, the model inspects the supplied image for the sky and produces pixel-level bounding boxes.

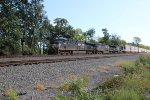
[43,0,150,46]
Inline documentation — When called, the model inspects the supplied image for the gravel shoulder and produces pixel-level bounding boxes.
[0,54,139,100]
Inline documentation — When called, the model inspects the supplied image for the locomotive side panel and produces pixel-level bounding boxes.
[96,44,109,54]
[58,40,87,54]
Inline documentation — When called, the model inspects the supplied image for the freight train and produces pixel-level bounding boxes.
[50,38,150,55]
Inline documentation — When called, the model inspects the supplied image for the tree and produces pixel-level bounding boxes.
[72,28,86,41]
[53,18,70,39]
[133,37,141,53]
[0,0,22,55]
[86,28,95,41]
[54,18,68,27]
[98,37,104,43]
[101,28,110,45]
[38,17,52,54]
[0,0,47,55]
[89,39,96,43]
[26,0,45,54]
[120,40,127,46]
[64,25,75,39]
[133,37,141,45]
[110,34,121,46]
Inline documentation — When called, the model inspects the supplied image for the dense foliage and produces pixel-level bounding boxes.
[0,0,150,55]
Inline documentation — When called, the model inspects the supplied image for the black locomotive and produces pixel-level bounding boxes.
[50,38,123,55]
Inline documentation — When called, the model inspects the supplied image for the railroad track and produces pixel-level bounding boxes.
[0,54,66,59]
[0,53,88,59]
[0,54,136,67]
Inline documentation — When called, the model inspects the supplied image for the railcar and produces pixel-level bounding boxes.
[109,45,122,53]
[122,45,138,53]
[95,43,109,54]
[51,39,96,55]
[121,44,150,53]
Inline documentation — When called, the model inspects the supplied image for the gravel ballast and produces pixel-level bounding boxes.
[0,54,139,100]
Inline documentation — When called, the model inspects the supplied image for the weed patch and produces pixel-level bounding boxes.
[55,55,150,100]
[93,75,124,93]
[59,76,88,94]
[111,88,145,100]
[34,83,45,91]
[4,88,18,100]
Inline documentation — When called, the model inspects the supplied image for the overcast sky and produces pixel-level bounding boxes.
[43,0,150,46]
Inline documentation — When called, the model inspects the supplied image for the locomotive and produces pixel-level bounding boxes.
[50,38,150,55]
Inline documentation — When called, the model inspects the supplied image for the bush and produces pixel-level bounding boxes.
[56,76,98,100]
[135,55,150,67]
[72,92,102,100]
[0,39,21,56]
[55,92,102,100]
[118,61,137,74]
[93,75,123,93]
[22,45,32,55]
[59,76,88,94]
[4,88,18,100]
[123,74,150,93]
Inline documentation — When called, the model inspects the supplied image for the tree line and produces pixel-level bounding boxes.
[0,0,149,55]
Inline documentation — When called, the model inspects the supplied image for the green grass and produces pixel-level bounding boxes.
[93,75,124,93]
[56,76,102,100]
[4,88,18,100]
[111,88,145,100]
[55,55,150,100]
[55,92,102,100]
[123,74,150,93]
[59,75,88,94]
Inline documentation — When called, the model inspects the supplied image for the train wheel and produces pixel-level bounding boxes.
[70,51,73,55]
[66,52,68,55]
[86,51,88,54]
